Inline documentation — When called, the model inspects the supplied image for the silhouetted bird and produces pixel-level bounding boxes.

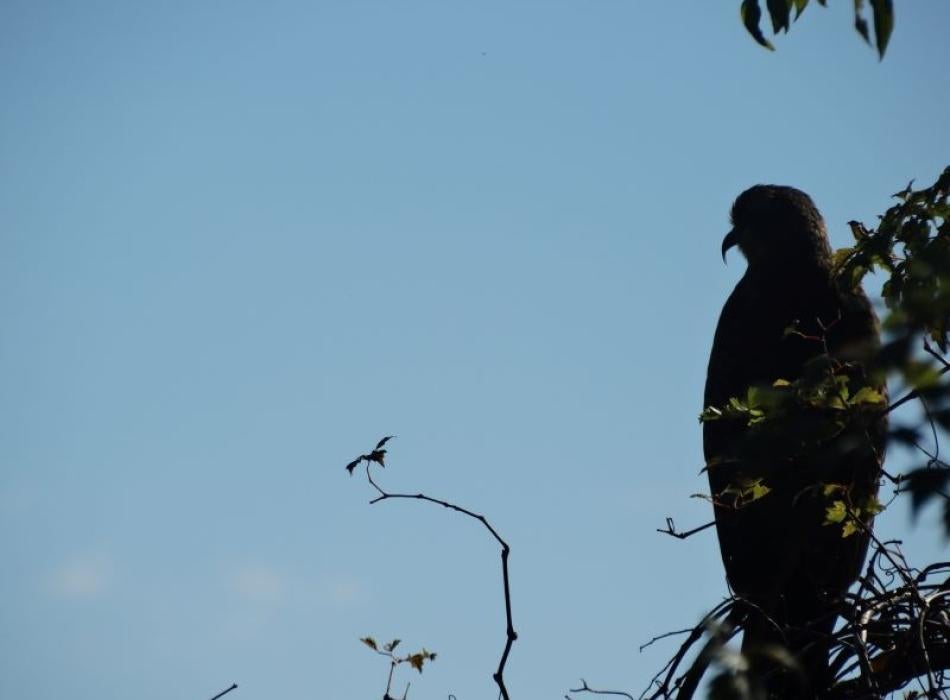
[704,185,886,696]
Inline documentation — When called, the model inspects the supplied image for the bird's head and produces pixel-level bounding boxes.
[722,185,833,272]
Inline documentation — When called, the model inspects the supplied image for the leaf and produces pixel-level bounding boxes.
[853,0,870,44]
[847,220,868,240]
[740,0,775,50]
[841,520,859,538]
[792,0,809,19]
[824,500,847,525]
[375,435,395,450]
[772,378,792,387]
[862,494,885,516]
[361,636,378,651]
[766,0,791,33]
[869,0,894,59]
[345,457,362,474]
[384,639,401,652]
[850,386,886,406]
[822,483,845,497]
[904,467,950,514]
[409,653,426,673]
[367,449,387,466]
[748,479,772,502]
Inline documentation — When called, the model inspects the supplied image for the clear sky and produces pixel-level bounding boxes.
[1,2,948,699]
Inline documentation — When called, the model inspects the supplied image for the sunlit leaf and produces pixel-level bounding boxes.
[850,386,886,405]
[824,500,847,525]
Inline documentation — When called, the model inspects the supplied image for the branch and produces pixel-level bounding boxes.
[569,678,635,699]
[885,363,950,415]
[656,517,715,540]
[356,448,517,700]
[208,684,237,700]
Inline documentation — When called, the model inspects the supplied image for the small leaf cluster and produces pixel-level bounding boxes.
[345,435,395,474]
[740,0,894,59]
[360,636,437,674]
[837,167,950,355]
[822,484,885,537]
[835,168,950,532]
[701,359,885,464]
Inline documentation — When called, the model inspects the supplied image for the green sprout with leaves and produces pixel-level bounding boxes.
[360,636,437,700]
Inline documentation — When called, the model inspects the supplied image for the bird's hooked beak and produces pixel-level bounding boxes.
[721,229,738,263]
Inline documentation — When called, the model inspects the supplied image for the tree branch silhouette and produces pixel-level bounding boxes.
[346,438,518,700]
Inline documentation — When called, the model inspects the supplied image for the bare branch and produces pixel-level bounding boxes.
[569,678,635,699]
[354,443,517,700]
[208,684,238,700]
[656,517,715,540]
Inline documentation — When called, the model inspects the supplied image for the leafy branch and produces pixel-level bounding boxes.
[360,636,437,700]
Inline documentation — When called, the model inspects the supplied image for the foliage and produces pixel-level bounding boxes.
[739,0,895,58]
[360,635,437,700]
[837,168,950,532]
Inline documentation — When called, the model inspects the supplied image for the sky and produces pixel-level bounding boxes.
[1,2,948,699]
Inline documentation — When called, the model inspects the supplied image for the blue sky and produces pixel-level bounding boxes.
[1,2,948,699]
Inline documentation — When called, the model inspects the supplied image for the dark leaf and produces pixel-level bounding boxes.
[904,467,950,513]
[854,9,870,44]
[766,0,791,32]
[888,426,921,446]
[367,449,387,466]
[360,636,378,651]
[740,0,775,50]
[854,10,871,44]
[384,639,401,652]
[792,0,809,20]
[345,457,362,474]
[869,0,894,59]
[375,435,395,450]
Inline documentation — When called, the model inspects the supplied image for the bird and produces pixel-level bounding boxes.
[704,185,886,695]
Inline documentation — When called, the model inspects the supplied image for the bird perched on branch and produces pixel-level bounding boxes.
[704,185,886,696]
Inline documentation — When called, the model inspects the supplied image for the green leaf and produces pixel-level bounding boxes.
[822,483,845,497]
[841,520,859,538]
[772,378,792,387]
[862,494,886,516]
[869,0,894,59]
[748,479,772,502]
[740,0,775,50]
[850,386,886,406]
[824,500,847,525]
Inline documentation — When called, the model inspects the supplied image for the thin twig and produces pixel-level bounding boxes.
[208,684,238,700]
[569,678,635,699]
[638,628,694,653]
[656,517,715,540]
